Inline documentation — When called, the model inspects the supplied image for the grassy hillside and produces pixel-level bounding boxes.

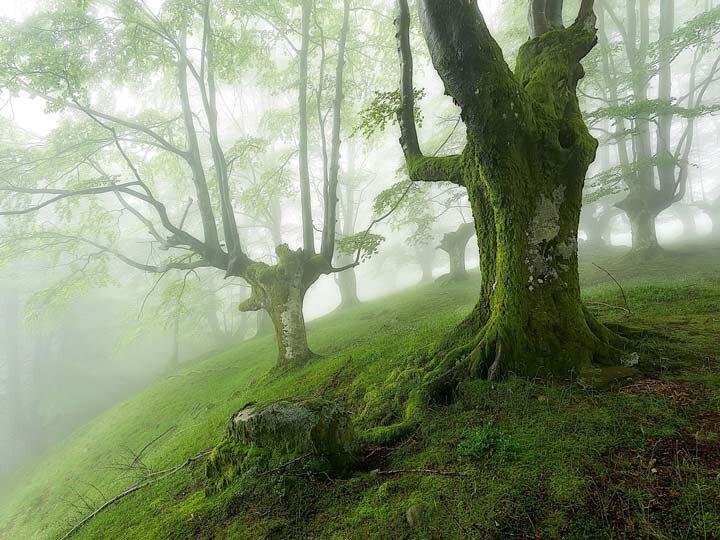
[1,244,719,539]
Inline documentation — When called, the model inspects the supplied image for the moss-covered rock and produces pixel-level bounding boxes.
[206,399,357,495]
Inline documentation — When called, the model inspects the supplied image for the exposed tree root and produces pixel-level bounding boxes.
[361,307,627,447]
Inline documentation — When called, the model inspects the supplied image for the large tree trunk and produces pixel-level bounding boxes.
[362,0,625,446]
[399,0,621,382]
[625,206,661,256]
[241,245,318,369]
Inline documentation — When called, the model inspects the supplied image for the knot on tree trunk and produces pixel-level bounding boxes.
[206,399,357,494]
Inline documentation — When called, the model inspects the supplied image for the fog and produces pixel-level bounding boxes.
[1,0,719,484]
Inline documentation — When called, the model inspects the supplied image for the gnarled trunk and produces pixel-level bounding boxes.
[438,222,475,280]
[404,0,621,381]
[462,152,615,379]
[240,245,320,369]
[268,287,312,369]
[626,206,661,257]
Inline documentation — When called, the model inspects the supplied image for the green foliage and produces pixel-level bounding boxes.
[336,232,385,262]
[372,179,435,245]
[650,6,720,62]
[353,89,425,139]
[588,98,720,123]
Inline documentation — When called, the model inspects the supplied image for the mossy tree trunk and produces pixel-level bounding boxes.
[396,0,620,382]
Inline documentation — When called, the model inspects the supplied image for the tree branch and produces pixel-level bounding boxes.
[394,0,464,187]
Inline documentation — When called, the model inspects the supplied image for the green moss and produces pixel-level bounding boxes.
[2,245,720,539]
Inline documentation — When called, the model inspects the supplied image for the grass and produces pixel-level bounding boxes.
[1,243,719,540]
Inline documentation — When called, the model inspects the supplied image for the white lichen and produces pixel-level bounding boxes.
[525,186,576,290]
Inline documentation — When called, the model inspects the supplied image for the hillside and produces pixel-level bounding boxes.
[1,245,719,539]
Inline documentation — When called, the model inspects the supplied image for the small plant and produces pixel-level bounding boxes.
[457,424,519,461]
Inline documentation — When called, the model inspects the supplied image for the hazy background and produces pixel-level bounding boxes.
[1,0,719,482]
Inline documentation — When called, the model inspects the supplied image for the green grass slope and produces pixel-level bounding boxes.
[1,244,719,539]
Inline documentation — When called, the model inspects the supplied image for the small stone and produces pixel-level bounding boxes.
[406,504,426,528]
[528,285,534,291]
[537,278,544,284]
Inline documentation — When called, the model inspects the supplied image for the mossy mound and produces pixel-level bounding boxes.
[206,399,357,494]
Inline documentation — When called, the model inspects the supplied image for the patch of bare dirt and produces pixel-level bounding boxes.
[620,378,698,404]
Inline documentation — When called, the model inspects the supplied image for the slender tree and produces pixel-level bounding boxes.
[0,0,357,369]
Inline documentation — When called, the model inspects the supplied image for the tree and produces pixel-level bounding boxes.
[696,195,720,238]
[335,175,361,308]
[393,0,622,386]
[0,291,21,468]
[0,0,358,369]
[586,1,720,256]
[437,222,475,280]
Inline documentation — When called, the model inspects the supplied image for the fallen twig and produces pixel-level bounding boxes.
[371,468,463,477]
[60,449,211,540]
[586,301,631,314]
[261,453,312,476]
[592,262,631,314]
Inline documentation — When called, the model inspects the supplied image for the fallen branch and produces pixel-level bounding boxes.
[586,301,631,314]
[592,262,631,314]
[371,468,463,477]
[60,449,211,540]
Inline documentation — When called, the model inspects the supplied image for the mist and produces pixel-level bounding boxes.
[1,0,719,538]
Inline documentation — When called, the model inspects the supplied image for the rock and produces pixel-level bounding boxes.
[205,399,357,495]
[227,398,357,472]
[406,503,426,528]
[578,366,641,388]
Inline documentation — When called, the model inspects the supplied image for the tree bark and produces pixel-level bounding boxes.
[298,0,315,255]
[396,0,621,383]
[626,205,661,256]
[240,245,321,368]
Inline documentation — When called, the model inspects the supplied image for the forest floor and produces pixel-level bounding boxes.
[1,242,719,540]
